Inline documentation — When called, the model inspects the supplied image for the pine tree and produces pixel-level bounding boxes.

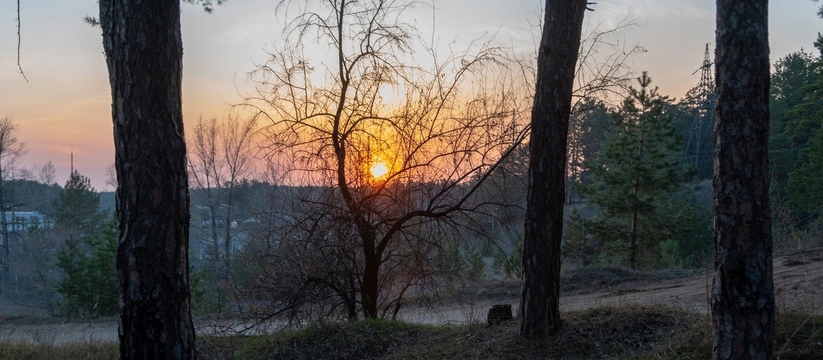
[579,72,692,269]
[711,0,773,356]
[52,170,102,236]
[54,171,117,318]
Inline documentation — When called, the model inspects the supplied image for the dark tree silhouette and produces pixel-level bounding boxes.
[711,0,774,358]
[99,1,196,358]
[519,0,587,338]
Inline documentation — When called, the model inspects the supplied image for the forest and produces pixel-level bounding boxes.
[1,0,822,359]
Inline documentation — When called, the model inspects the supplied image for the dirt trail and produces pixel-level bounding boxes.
[564,247,823,314]
[2,248,821,345]
[404,248,823,324]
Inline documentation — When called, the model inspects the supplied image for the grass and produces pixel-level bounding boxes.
[560,266,697,293]
[194,305,820,360]
[0,341,118,360]
[2,305,820,359]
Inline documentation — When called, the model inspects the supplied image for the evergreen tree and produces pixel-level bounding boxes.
[53,171,115,318]
[579,72,692,269]
[56,216,118,318]
[770,51,818,204]
[782,49,823,217]
[788,130,823,214]
[55,237,84,317]
[52,170,102,235]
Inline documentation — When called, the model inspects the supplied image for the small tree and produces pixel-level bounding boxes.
[243,0,530,321]
[578,72,691,269]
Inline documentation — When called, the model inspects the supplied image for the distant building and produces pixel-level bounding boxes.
[1,211,52,233]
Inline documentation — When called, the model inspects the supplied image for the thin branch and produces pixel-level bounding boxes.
[17,0,29,82]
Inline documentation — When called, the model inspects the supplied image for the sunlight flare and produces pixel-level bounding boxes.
[369,161,389,180]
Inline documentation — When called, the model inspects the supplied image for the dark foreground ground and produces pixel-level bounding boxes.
[2,247,822,359]
[1,304,821,359]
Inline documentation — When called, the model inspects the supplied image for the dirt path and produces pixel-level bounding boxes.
[2,248,821,345]
[402,247,823,324]
[562,247,823,315]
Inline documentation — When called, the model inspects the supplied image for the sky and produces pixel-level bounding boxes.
[0,0,820,191]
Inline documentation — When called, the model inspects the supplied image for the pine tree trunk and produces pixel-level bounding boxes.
[99,1,197,358]
[712,1,774,358]
[519,0,587,339]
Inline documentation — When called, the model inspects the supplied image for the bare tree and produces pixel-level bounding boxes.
[104,163,117,189]
[0,115,27,274]
[38,161,57,186]
[98,1,195,358]
[519,0,587,338]
[241,0,530,320]
[711,0,774,358]
[188,115,257,304]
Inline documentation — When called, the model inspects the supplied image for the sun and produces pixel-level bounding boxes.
[369,161,389,180]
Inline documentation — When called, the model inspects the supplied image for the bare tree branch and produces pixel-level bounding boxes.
[16,0,29,82]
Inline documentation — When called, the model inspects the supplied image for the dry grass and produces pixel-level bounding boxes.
[195,304,821,360]
[0,341,118,360]
[560,266,696,293]
[1,306,820,359]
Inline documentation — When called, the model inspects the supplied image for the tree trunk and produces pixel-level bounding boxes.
[712,1,774,358]
[519,0,587,339]
[1,181,8,273]
[361,230,380,319]
[224,192,232,275]
[99,1,197,358]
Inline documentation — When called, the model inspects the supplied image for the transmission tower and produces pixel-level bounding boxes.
[684,43,716,178]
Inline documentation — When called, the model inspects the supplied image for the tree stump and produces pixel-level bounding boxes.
[487,304,513,325]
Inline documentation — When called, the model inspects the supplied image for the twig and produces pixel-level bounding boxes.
[17,0,29,82]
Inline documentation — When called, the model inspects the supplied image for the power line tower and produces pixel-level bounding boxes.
[684,43,716,179]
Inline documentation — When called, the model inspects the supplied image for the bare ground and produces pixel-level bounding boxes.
[2,248,821,345]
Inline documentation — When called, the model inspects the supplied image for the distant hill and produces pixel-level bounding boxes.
[5,180,117,217]
[5,179,62,215]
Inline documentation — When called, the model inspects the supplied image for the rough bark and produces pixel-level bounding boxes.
[712,0,774,358]
[519,0,587,339]
[99,1,197,358]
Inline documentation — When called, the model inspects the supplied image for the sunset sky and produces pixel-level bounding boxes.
[0,0,820,191]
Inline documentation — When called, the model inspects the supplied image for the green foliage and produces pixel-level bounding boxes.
[464,247,484,281]
[655,184,713,268]
[52,170,103,234]
[568,100,613,201]
[501,242,522,278]
[562,208,601,267]
[55,216,118,318]
[190,265,227,315]
[578,72,693,269]
[53,170,115,318]
[55,238,84,317]
[765,48,823,223]
[789,130,823,214]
